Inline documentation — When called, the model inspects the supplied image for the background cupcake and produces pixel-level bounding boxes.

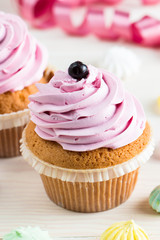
[21,61,154,212]
[0,12,53,158]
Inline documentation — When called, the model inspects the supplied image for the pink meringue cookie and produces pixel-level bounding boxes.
[29,65,146,152]
[0,12,48,94]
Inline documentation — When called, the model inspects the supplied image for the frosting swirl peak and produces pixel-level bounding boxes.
[29,65,146,152]
[0,12,48,94]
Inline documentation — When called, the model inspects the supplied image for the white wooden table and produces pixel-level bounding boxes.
[1,0,160,239]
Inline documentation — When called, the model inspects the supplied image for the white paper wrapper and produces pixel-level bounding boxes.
[20,128,154,183]
[0,109,30,157]
[0,109,30,130]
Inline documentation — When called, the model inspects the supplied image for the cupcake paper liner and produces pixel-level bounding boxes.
[20,127,154,212]
[0,109,30,158]
[20,128,154,182]
[40,169,139,212]
[0,109,30,131]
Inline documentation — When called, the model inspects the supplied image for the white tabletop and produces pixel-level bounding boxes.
[0,0,160,239]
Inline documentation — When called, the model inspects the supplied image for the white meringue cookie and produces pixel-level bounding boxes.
[99,47,141,80]
[100,220,150,240]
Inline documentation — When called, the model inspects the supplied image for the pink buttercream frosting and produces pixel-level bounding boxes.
[0,12,48,94]
[29,65,146,151]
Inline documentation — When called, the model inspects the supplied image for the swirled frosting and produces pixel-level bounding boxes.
[29,65,146,152]
[100,220,150,240]
[0,12,48,94]
[3,226,52,240]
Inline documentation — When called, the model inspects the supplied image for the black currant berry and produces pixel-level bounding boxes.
[68,61,89,81]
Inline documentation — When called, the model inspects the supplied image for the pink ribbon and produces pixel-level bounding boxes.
[132,16,160,46]
[142,0,160,4]
[54,0,122,6]
[15,0,160,47]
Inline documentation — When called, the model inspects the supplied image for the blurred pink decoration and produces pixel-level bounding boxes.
[38,0,122,6]
[142,0,160,4]
[132,16,160,46]
[14,0,160,47]
[58,0,160,4]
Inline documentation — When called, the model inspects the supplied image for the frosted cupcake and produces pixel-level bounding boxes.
[21,61,154,212]
[0,12,52,157]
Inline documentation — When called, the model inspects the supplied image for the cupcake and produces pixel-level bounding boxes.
[0,12,53,158]
[21,61,154,212]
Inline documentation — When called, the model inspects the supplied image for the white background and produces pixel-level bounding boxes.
[0,0,160,239]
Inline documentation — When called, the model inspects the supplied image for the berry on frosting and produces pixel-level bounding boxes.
[68,61,89,80]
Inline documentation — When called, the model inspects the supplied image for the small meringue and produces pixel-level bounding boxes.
[100,220,150,240]
[149,185,160,213]
[3,226,52,240]
[100,47,141,80]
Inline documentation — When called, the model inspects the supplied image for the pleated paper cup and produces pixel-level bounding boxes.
[0,109,30,158]
[20,128,154,212]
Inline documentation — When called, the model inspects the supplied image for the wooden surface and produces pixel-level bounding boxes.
[0,155,160,239]
[1,0,160,239]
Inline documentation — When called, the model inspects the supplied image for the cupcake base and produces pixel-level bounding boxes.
[41,169,139,212]
[20,124,154,212]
